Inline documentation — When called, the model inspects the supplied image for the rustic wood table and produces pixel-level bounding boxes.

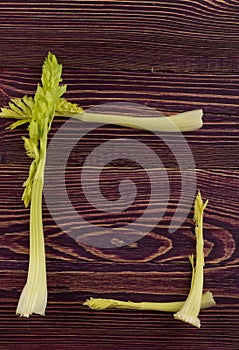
[0,1,238,349]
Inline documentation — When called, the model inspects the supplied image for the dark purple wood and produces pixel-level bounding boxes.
[0,1,238,72]
[0,70,239,168]
[0,1,239,349]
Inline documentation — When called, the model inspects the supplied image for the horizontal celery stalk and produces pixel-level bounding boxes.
[84,291,215,312]
[57,108,203,132]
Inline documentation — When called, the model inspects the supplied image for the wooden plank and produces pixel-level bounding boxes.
[1,69,239,113]
[1,69,239,168]
[0,271,238,350]
[0,1,238,348]
[0,301,237,350]
[1,164,237,348]
[0,166,238,262]
[0,1,238,72]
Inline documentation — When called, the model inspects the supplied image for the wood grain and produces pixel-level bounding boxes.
[0,165,238,261]
[0,69,239,168]
[1,82,239,349]
[0,1,239,349]
[0,1,238,72]
[0,164,238,349]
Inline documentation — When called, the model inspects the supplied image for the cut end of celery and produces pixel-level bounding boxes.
[171,108,203,132]
[16,281,47,318]
[83,298,115,311]
[174,311,201,328]
[201,291,216,309]
[16,311,45,318]
[16,308,46,318]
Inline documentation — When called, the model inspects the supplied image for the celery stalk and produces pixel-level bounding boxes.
[84,291,215,312]
[0,53,80,317]
[15,55,66,317]
[84,191,214,328]
[16,170,47,316]
[174,191,208,328]
[79,109,203,132]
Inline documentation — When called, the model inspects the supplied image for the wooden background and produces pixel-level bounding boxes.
[0,1,238,349]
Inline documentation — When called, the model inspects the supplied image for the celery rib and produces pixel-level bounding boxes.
[68,109,203,133]
[84,192,214,329]
[1,53,66,317]
[16,173,47,317]
[84,291,215,313]
[174,191,209,328]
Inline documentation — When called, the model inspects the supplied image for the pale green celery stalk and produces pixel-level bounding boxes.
[84,191,214,328]
[84,291,215,312]
[174,191,209,328]
[58,108,203,132]
[16,158,47,316]
[15,54,67,317]
[0,52,75,317]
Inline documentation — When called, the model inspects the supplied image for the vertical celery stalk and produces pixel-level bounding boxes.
[0,53,83,316]
[16,159,47,316]
[174,191,208,328]
[15,54,67,317]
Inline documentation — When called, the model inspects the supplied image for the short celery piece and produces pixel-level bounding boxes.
[84,191,214,328]
[84,290,215,312]
[174,191,209,328]
[0,53,83,317]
